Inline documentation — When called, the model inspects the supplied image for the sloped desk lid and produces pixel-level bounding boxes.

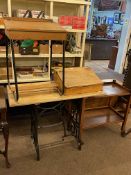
[4,17,67,40]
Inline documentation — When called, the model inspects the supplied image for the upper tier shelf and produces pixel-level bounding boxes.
[43,0,91,5]
[4,17,67,40]
[0,52,82,58]
[11,0,91,5]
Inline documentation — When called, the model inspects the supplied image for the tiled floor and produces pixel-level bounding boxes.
[85,60,109,73]
[84,60,124,82]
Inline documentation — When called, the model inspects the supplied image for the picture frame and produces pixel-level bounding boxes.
[119,13,125,25]
[113,13,120,24]
[107,17,114,25]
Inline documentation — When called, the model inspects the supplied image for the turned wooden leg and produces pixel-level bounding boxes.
[121,95,131,137]
[0,86,10,168]
[2,122,10,168]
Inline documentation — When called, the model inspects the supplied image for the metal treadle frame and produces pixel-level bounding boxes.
[66,99,83,150]
[30,102,66,160]
[29,100,83,159]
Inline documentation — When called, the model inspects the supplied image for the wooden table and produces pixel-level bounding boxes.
[7,79,131,160]
[0,86,10,168]
[4,17,67,101]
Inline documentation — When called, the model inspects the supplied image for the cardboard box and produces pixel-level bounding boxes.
[14,46,19,54]
[52,44,63,54]
[0,67,12,80]
[40,44,49,54]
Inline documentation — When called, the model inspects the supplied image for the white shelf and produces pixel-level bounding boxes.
[14,53,49,58]
[0,25,4,29]
[17,76,50,83]
[0,53,6,58]
[66,29,86,33]
[0,52,82,58]
[11,0,91,5]
[0,76,50,83]
[15,52,82,58]
[0,79,14,83]
[43,0,91,5]
[53,52,82,57]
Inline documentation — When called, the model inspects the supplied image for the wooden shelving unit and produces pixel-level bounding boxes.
[0,0,91,84]
[83,107,123,129]
[80,80,131,131]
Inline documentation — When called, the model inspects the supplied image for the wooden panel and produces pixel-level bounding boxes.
[86,39,118,60]
[54,67,103,95]
[83,108,123,129]
[103,81,130,96]
[6,31,67,40]
[4,17,67,40]
[85,96,110,109]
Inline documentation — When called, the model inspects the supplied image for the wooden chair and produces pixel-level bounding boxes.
[0,86,10,168]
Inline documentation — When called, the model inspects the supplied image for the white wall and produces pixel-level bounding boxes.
[115,0,131,73]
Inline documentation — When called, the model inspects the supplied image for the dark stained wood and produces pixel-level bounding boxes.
[83,108,123,129]
[86,38,118,60]
[108,46,118,70]
[80,80,131,136]
[0,86,10,168]
[103,81,130,96]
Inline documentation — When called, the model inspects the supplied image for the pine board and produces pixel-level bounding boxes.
[54,67,103,95]
[4,17,67,40]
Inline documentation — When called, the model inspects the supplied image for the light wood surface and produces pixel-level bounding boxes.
[4,17,67,40]
[43,0,91,5]
[7,81,103,107]
[7,78,130,107]
[54,67,103,95]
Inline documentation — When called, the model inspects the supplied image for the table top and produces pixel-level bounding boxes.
[4,17,67,40]
[7,80,130,107]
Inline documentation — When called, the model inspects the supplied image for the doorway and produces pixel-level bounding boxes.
[85,0,128,73]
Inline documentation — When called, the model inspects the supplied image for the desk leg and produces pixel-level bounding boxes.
[30,105,40,161]
[0,108,10,168]
[69,99,83,150]
[2,122,10,168]
[121,95,131,137]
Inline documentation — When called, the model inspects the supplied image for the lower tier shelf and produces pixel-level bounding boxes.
[83,108,124,129]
